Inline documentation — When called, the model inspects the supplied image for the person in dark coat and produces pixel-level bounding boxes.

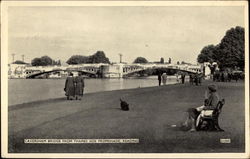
[158,72,162,86]
[184,84,220,131]
[198,73,203,85]
[181,73,185,84]
[189,74,194,85]
[194,73,199,85]
[75,72,85,100]
[64,72,75,100]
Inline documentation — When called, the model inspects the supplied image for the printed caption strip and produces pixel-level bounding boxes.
[220,139,231,143]
[24,139,139,144]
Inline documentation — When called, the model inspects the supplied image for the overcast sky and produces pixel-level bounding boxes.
[8,6,245,64]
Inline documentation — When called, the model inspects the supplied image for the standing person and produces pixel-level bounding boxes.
[181,73,185,84]
[162,72,167,85]
[158,72,162,86]
[75,72,85,100]
[64,72,75,100]
[228,71,232,82]
[219,72,224,82]
[189,74,193,85]
[198,73,203,85]
[194,73,199,85]
[224,71,228,82]
[176,73,180,83]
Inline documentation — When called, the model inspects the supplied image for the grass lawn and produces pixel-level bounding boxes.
[8,80,245,153]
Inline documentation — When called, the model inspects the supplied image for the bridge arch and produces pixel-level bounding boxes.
[123,67,200,77]
[26,69,97,79]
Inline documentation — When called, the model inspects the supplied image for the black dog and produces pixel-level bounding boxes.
[120,98,129,111]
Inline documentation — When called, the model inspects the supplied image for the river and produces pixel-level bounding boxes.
[8,76,181,106]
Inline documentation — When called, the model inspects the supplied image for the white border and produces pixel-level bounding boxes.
[1,1,249,158]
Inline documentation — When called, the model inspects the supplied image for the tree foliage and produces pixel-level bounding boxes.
[13,60,26,64]
[89,51,110,63]
[66,55,89,64]
[197,45,217,63]
[66,51,110,65]
[31,56,53,66]
[197,26,245,70]
[133,57,148,63]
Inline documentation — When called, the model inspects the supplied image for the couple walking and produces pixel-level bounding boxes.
[158,72,167,86]
[64,72,85,100]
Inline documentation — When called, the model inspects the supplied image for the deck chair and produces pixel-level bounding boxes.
[196,99,225,131]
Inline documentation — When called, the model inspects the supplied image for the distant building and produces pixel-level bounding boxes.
[8,63,28,78]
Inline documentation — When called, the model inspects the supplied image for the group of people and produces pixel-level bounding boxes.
[213,70,242,82]
[158,72,168,86]
[189,73,203,86]
[64,72,85,100]
[158,71,192,86]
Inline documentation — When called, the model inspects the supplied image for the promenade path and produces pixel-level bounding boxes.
[8,80,245,153]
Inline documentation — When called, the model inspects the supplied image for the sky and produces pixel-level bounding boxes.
[8,6,245,64]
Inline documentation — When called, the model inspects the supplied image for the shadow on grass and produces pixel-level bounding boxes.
[9,97,67,111]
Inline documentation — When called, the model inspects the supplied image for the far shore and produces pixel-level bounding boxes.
[8,80,245,153]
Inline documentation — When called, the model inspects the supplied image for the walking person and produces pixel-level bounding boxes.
[158,72,162,86]
[75,72,85,100]
[64,72,75,100]
[162,72,167,85]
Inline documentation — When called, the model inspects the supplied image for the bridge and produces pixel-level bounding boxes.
[9,63,202,79]
[25,64,103,78]
[121,63,202,77]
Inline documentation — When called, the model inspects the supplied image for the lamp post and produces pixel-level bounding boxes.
[11,53,15,63]
[21,54,25,62]
[119,54,122,63]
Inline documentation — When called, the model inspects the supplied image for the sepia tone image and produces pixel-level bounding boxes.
[1,1,249,158]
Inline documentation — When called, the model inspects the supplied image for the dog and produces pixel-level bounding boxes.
[120,98,129,111]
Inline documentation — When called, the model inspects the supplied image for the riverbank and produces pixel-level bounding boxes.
[8,77,179,106]
[8,80,245,153]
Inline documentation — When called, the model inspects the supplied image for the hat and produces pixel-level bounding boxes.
[208,84,217,92]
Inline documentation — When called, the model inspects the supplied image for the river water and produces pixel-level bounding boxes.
[8,76,180,106]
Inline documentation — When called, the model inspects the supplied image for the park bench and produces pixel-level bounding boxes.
[196,99,225,131]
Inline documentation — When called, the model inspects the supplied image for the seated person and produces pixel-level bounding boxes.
[184,84,220,131]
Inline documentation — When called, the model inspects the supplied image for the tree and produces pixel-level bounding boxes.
[168,58,171,64]
[133,57,148,63]
[90,51,110,63]
[177,61,180,65]
[31,56,53,66]
[31,58,42,66]
[197,45,216,63]
[40,56,53,66]
[13,60,26,64]
[66,51,110,65]
[160,57,164,64]
[66,55,88,64]
[218,26,244,70]
[197,26,245,71]
[57,60,61,66]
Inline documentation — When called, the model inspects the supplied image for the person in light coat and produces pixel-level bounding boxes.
[161,72,167,85]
